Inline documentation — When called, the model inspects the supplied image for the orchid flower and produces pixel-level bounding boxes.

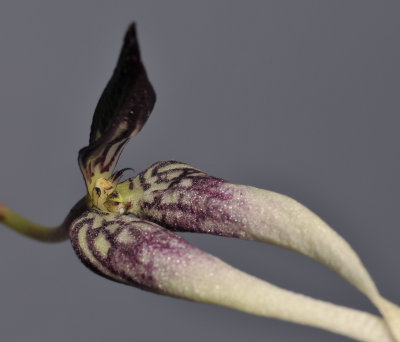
[1,23,399,342]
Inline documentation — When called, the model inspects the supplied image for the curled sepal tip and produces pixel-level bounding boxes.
[70,210,394,342]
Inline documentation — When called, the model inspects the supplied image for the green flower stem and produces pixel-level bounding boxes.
[0,197,87,242]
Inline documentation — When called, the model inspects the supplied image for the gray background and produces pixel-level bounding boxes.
[0,1,399,341]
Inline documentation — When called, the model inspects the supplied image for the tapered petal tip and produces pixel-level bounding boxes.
[123,23,139,59]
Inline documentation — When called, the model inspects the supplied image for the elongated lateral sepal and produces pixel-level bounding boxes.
[115,161,400,340]
[69,210,395,342]
[78,23,156,199]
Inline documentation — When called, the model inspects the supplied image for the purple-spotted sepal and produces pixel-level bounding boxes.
[68,209,393,342]
[69,210,215,292]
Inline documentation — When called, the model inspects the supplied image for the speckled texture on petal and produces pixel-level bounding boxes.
[69,210,394,342]
[116,161,400,340]
[70,210,206,291]
[118,161,377,294]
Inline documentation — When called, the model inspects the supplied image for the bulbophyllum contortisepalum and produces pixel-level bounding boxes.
[0,23,399,342]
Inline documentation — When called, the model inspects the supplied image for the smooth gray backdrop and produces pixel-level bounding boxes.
[0,1,399,342]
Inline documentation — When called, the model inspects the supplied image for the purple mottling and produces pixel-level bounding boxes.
[136,161,250,238]
[69,214,117,282]
[70,210,202,292]
[110,223,198,291]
